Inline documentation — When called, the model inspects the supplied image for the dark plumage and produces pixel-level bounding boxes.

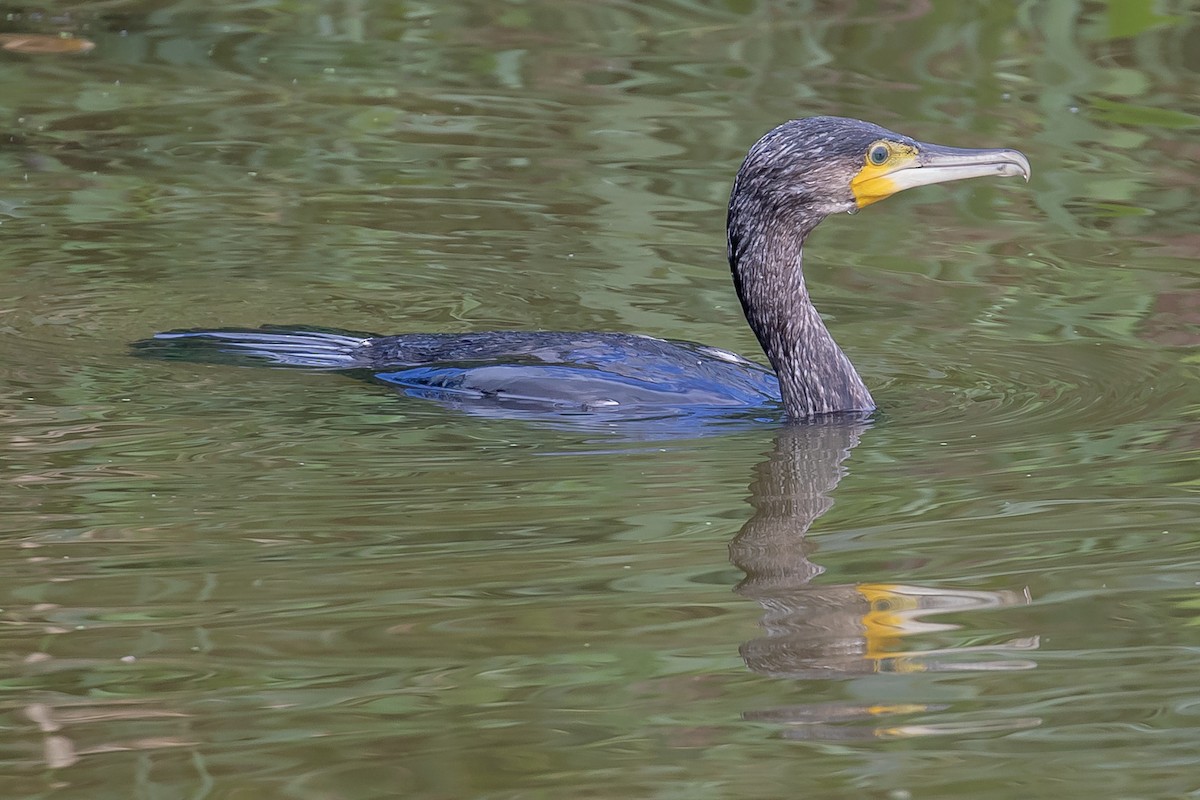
[136,117,1030,424]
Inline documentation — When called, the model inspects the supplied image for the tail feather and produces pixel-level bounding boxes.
[132,326,374,369]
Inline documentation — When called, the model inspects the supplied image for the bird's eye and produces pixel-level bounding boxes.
[868,144,890,166]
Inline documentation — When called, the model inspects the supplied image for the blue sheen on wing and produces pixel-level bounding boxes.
[134,327,785,435]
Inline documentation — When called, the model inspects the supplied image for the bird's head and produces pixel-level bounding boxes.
[728,116,1030,236]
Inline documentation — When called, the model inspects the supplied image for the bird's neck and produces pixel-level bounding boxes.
[731,228,875,419]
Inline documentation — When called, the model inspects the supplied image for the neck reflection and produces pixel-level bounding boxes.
[729,419,1040,740]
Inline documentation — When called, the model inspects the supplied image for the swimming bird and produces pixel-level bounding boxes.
[136,116,1029,423]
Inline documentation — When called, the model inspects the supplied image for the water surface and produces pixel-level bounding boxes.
[1,1,1199,797]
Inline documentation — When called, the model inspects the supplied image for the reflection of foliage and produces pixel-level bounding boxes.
[0,5,1198,795]
[0,0,1195,511]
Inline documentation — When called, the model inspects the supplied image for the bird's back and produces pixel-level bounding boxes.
[136,327,782,417]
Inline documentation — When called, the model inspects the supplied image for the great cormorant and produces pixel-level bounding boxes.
[137,117,1030,422]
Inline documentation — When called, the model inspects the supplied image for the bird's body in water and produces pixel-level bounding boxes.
[137,117,1029,425]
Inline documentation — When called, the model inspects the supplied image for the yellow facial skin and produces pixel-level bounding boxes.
[850,140,920,208]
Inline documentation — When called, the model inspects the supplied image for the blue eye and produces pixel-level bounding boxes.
[869,144,889,165]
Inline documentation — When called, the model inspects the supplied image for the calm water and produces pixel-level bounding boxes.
[2,1,1199,797]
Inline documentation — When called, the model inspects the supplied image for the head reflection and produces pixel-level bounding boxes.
[729,419,1040,740]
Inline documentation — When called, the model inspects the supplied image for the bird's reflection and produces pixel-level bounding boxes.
[729,419,1040,740]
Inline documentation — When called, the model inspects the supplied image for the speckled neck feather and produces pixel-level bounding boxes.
[729,231,874,418]
[727,189,874,420]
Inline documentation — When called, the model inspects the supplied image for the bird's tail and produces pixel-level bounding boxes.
[131,326,374,369]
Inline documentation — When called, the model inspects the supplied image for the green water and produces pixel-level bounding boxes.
[1,1,1198,797]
